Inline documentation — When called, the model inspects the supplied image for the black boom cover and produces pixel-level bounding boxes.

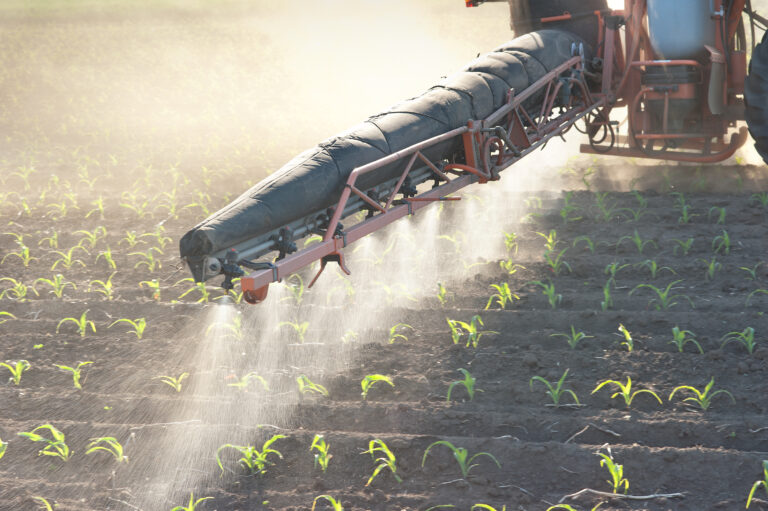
[180,30,585,277]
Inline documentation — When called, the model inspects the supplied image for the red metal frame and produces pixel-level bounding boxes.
[241,54,604,303]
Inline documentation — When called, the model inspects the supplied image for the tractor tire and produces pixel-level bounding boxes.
[745,29,768,164]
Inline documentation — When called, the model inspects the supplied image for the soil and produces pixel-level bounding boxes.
[2,4,768,511]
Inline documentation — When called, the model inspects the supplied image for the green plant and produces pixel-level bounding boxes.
[630,280,694,310]
[96,246,117,270]
[228,372,269,392]
[551,326,593,349]
[436,282,452,306]
[130,247,163,272]
[176,278,211,303]
[361,374,394,400]
[635,259,675,279]
[51,245,89,270]
[446,369,482,402]
[499,258,526,275]
[170,493,212,511]
[669,326,703,354]
[297,375,329,397]
[592,377,662,408]
[529,279,562,309]
[0,437,6,459]
[310,434,332,472]
[446,315,498,347]
[119,230,143,248]
[698,257,722,281]
[216,435,285,476]
[156,373,189,392]
[140,225,172,250]
[56,310,96,337]
[281,274,306,305]
[536,229,562,252]
[53,361,93,389]
[747,289,768,306]
[672,192,697,224]
[18,424,72,461]
[34,274,76,298]
[597,449,629,494]
[89,272,117,300]
[604,261,630,285]
[388,323,413,344]
[38,231,59,249]
[573,235,595,253]
[708,206,727,225]
[109,317,147,339]
[472,505,506,511]
[363,439,402,486]
[751,192,768,208]
[746,460,768,509]
[32,497,54,511]
[712,230,731,255]
[85,197,105,219]
[486,282,519,310]
[1,359,30,385]
[0,277,38,301]
[86,436,127,462]
[1,242,37,267]
[669,378,734,411]
[594,191,619,222]
[530,369,580,407]
[0,311,16,325]
[671,237,694,256]
[140,279,161,301]
[601,280,614,312]
[615,323,634,352]
[421,440,501,479]
[75,226,106,249]
[721,327,758,354]
[617,229,657,254]
[312,495,343,511]
[279,320,309,342]
[740,262,764,281]
[544,247,572,275]
[559,191,582,224]
[503,231,519,254]
[546,505,603,511]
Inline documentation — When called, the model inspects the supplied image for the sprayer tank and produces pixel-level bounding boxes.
[647,0,715,60]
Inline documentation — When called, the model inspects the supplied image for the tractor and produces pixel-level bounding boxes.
[180,0,768,303]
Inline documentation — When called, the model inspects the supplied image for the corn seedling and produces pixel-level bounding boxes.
[130,247,163,272]
[486,282,519,310]
[746,460,768,509]
[75,226,106,249]
[595,191,619,222]
[140,225,172,250]
[53,361,92,389]
[119,230,143,248]
[673,192,697,224]
[635,259,675,279]
[109,317,147,339]
[297,375,329,397]
[216,435,285,476]
[530,369,580,407]
[499,258,526,275]
[446,369,482,402]
[708,206,727,225]
[712,230,731,255]
[721,327,758,354]
[0,438,6,459]
[85,197,105,219]
[446,315,498,347]
[697,257,722,281]
[614,323,633,351]
[281,274,305,305]
[559,191,582,224]
[310,434,332,472]
[228,372,269,392]
[536,229,562,252]
[551,326,593,349]
[751,192,768,208]
[547,505,603,511]
[170,493,212,511]
[740,262,764,281]
[503,231,519,254]
[1,242,37,267]
[573,235,595,253]
[617,229,657,254]
[279,320,309,342]
[597,449,629,494]
[56,310,96,337]
[33,497,54,511]
[18,424,72,461]
[592,377,662,408]
[669,378,734,411]
[0,278,37,301]
[421,440,501,479]
[472,505,506,511]
[544,247,572,275]
[155,372,188,392]
[671,237,695,256]
[140,279,161,301]
[436,282,453,306]
[312,495,343,511]
[175,278,211,303]
[528,279,562,309]
[38,231,59,249]
[34,274,76,298]
[361,374,394,400]
[0,311,16,325]
[604,261,630,285]
[1,359,30,385]
[96,246,117,270]
[86,436,127,463]
[629,280,694,310]
[362,439,402,486]
[51,245,89,270]
[670,326,703,354]
[747,289,768,306]
[90,272,117,300]
[619,205,651,222]
[387,323,413,344]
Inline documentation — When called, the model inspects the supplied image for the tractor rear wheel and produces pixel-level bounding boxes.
[745,30,768,164]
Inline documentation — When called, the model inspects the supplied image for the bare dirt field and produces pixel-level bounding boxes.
[1,3,768,511]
